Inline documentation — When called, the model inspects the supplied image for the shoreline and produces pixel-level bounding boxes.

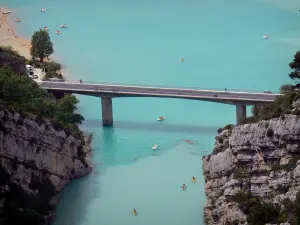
[0,6,72,80]
[0,7,31,59]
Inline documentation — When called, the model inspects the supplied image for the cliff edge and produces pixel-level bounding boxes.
[202,100,300,225]
[0,46,27,75]
[0,103,92,224]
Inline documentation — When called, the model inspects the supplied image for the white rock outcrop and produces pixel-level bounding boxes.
[203,114,300,225]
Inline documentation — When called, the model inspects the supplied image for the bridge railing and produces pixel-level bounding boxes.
[43,79,280,94]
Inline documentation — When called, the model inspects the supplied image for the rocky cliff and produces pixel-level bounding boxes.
[203,101,300,225]
[0,103,92,224]
[0,48,27,75]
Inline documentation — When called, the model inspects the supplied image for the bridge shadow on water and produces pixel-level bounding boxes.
[82,119,219,134]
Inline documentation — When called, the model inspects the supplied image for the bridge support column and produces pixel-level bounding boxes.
[101,97,113,126]
[236,105,246,124]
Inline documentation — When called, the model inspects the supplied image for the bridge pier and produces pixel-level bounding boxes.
[236,105,246,124]
[101,97,113,126]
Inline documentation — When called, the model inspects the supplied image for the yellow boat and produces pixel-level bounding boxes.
[132,210,137,216]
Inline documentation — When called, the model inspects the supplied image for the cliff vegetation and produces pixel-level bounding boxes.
[203,51,300,225]
[29,29,63,80]
[0,46,27,75]
[0,48,91,225]
[0,67,84,137]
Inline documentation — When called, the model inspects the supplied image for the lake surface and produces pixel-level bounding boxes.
[1,0,300,224]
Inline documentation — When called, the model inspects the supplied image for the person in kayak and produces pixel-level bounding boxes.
[132,209,137,216]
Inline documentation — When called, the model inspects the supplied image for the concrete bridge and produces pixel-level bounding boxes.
[37,81,281,125]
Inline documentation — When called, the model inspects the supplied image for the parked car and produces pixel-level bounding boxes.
[29,74,38,79]
[26,65,33,71]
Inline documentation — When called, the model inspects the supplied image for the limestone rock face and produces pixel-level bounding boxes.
[0,104,92,223]
[203,115,300,225]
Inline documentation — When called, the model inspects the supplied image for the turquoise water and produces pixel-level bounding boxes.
[1,0,300,224]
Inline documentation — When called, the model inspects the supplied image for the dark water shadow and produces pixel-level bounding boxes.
[52,169,102,225]
[82,119,219,134]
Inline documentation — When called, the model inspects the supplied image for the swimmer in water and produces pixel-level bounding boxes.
[181,184,186,190]
[180,57,184,63]
[192,176,196,182]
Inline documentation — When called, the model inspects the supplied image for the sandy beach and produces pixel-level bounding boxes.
[0,7,71,80]
[0,7,31,59]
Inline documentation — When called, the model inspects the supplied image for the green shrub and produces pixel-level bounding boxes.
[277,211,289,223]
[0,67,84,138]
[45,70,57,79]
[217,124,235,134]
[282,192,300,225]
[44,61,61,72]
[223,124,234,130]
[27,59,44,68]
[234,191,300,225]
[233,192,280,225]
[239,93,298,125]
[0,45,26,61]
[27,59,63,80]
[232,168,250,179]
[280,84,294,94]
[44,70,64,80]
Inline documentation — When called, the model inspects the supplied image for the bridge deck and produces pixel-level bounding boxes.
[38,81,281,105]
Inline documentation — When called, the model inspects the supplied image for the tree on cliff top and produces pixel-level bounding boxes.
[30,29,54,62]
[289,51,300,81]
[0,67,84,136]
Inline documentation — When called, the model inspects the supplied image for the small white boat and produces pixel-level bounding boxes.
[3,11,11,14]
[60,24,68,28]
[44,26,49,31]
[157,116,165,121]
[15,18,21,22]
[263,35,269,39]
[40,8,46,12]
[152,144,158,150]
[55,30,61,35]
